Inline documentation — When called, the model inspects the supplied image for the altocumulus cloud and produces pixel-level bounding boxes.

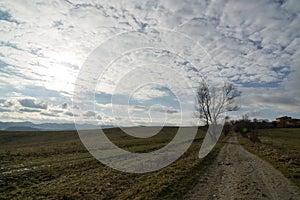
[0,99,14,107]
[18,99,48,109]
[19,108,41,113]
[0,0,299,124]
[83,110,96,117]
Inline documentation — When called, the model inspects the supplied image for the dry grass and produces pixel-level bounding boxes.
[238,128,300,189]
[0,127,227,199]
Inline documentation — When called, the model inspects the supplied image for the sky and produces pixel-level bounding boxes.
[0,0,299,126]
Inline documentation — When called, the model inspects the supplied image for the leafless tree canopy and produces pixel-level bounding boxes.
[195,81,241,126]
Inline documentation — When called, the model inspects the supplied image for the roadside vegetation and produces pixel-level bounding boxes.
[0,127,228,199]
[238,128,300,189]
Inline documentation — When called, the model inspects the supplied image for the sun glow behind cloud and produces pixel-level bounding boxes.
[35,52,79,94]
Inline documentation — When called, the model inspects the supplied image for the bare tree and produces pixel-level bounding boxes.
[195,80,241,126]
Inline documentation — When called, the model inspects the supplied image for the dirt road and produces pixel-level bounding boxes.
[184,136,300,200]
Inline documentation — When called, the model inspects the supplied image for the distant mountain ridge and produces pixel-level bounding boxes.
[5,126,41,131]
[0,121,114,131]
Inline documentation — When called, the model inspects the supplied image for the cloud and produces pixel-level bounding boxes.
[0,8,21,24]
[83,110,96,117]
[131,85,169,101]
[283,61,300,100]
[0,107,11,112]
[19,108,41,113]
[49,109,64,113]
[240,87,300,116]
[131,105,179,114]
[62,103,68,109]
[1,0,300,124]
[0,99,13,107]
[40,112,58,117]
[18,99,48,109]
[64,111,73,116]
[72,105,80,110]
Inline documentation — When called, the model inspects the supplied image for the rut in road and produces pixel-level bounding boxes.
[184,136,300,200]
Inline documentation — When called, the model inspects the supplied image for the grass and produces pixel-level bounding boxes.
[238,128,300,189]
[0,127,227,199]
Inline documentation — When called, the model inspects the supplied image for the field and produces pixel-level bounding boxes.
[238,128,300,189]
[0,127,226,199]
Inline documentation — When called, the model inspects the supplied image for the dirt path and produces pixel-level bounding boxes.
[184,136,300,200]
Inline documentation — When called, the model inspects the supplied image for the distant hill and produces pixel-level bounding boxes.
[5,126,41,131]
[0,121,114,131]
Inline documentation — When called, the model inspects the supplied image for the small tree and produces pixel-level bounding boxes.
[234,115,252,137]
[249,118,260,143]
[234,116,261,143]
[195,80,241,126]
[223,116,232,136]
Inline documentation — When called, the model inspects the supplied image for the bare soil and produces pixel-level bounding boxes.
[184,136,300,200]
